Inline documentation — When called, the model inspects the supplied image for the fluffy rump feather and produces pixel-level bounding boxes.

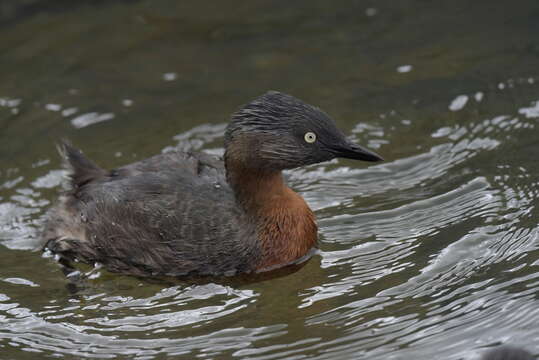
[57,140,107,188]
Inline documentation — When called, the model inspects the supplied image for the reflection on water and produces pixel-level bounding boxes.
[1,1,539,359]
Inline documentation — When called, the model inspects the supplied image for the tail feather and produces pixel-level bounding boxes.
[57,140,107,188]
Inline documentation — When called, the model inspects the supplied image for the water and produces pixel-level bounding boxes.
[1,1,539,359]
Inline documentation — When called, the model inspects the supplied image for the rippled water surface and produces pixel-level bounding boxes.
[2,1,539,359]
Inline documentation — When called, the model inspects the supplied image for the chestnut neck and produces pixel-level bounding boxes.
[225,163,287,214]
[224,152,318,271]
[223,135,286,213]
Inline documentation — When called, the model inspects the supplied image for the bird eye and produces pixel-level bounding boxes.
[304,131,317,143]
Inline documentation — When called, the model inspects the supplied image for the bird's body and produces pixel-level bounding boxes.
[44,150,255,277]
[42,92,382,278]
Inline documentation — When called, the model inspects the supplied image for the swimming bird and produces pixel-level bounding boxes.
[41,91,383,277]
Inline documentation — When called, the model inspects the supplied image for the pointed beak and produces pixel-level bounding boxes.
[333,142,384,162]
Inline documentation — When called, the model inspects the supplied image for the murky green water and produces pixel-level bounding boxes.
[1,1,539,359]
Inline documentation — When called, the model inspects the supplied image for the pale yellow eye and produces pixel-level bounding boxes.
[304,131,317,143]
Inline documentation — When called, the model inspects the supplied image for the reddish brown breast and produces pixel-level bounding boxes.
[254,187,318,271]
[224,156,318,272]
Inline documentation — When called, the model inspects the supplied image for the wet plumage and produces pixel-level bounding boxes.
[41,91,382,277]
